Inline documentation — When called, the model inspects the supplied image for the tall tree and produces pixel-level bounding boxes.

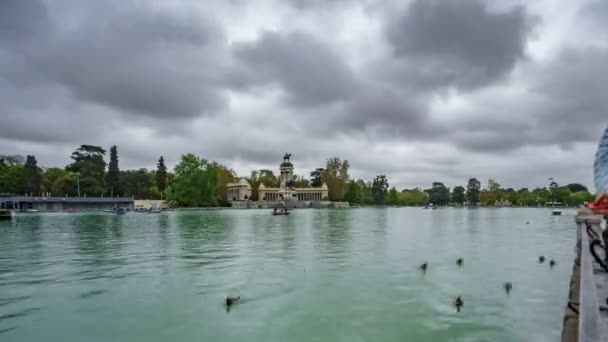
[426,182,450,205]
[548,178,558,203]
[452,186,466,205]
[466,178,481,205]
[23,155,43,195]
[0,164,26,194]
[156,156,167,199]
[385,187,399,205]
[344,180,362,204]
[399,188,428,206]
[321,158,350,201]
[371,174,389,204]
[166,153,220,207]
[105,145,120,197]
[66,145,107,196]
[310,168,324,187]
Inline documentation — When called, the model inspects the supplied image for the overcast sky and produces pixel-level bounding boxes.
[1,0,607,190]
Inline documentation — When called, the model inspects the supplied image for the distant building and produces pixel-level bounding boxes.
[595,125,608,193]
[227,154,329,207]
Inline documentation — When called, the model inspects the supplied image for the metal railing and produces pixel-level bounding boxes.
[579,219,603,342]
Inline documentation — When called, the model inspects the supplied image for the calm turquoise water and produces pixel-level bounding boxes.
[0,208,575,341]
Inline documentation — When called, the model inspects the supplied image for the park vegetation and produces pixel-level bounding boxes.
[0,147,596,207]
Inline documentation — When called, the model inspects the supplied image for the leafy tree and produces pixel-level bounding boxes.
[24,155,43,195]
[371,174,389,204]
[357,179,374,204]
[398,188,428,205]
[53,173,78,196]
[569,191,594,206]
[310,168,324,187]
[426,182,450,205]
[105,145,120,197]
[166,153,220,207]
[322,158,350,201]
[0,164,26,194]
[566,183,588,193]
[385,187,399,205]
[66,145,107,196]
[480,179,502,205]
[555,186,572,205]
[156,156,167,199]
[548,178,558,203]
[44,168,67,195]
[466,178,481,205]
[344,180,362,204]
[452,186,466,205]
[217,166,236,205]
[293,176,310,188]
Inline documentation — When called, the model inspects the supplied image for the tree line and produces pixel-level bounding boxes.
[0,149,595,207]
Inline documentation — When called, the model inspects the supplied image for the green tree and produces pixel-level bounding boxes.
[105,145,120,197]
[166,153,221,207]
[0,164,26,194]
[566,183,588,193]
[452,186,466,205]
[385,187,399,205]
[371,174,389,204]
[66,145,107,196]
[569,191,594,206]
[119,169,154,199]
[344,180,362,204]
[24,155,43,195]
[310,168,324,187]
[293,175,310,188]
[53,173,78,196]
[426,182,450,205]
[217,166,237,205]
[555,186,572,205]
[466,178,481,205]
[156,156,168,199]
[398,188,428,205]
[548,178,558,203]
[321,158,350,201]
[44,168,67,195]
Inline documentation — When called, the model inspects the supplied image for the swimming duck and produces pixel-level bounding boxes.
[225,296,240,310]
[549,260,556,268]
[420,262,428,273]
[503,282,512,295]
[539,256,546,264]
[456,258,463,267]
[454,296,463,312]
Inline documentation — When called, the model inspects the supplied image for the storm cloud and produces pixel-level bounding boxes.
[0,0,606,190]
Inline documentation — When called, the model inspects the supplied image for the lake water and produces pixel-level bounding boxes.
[0,208,575,342]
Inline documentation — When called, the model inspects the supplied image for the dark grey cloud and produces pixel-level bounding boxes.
[0,0,604,190]
[386,0,534,90]
[1,0,231,119]
[234,31,358,107]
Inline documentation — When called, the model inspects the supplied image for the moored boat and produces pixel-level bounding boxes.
[0,209,12,220]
